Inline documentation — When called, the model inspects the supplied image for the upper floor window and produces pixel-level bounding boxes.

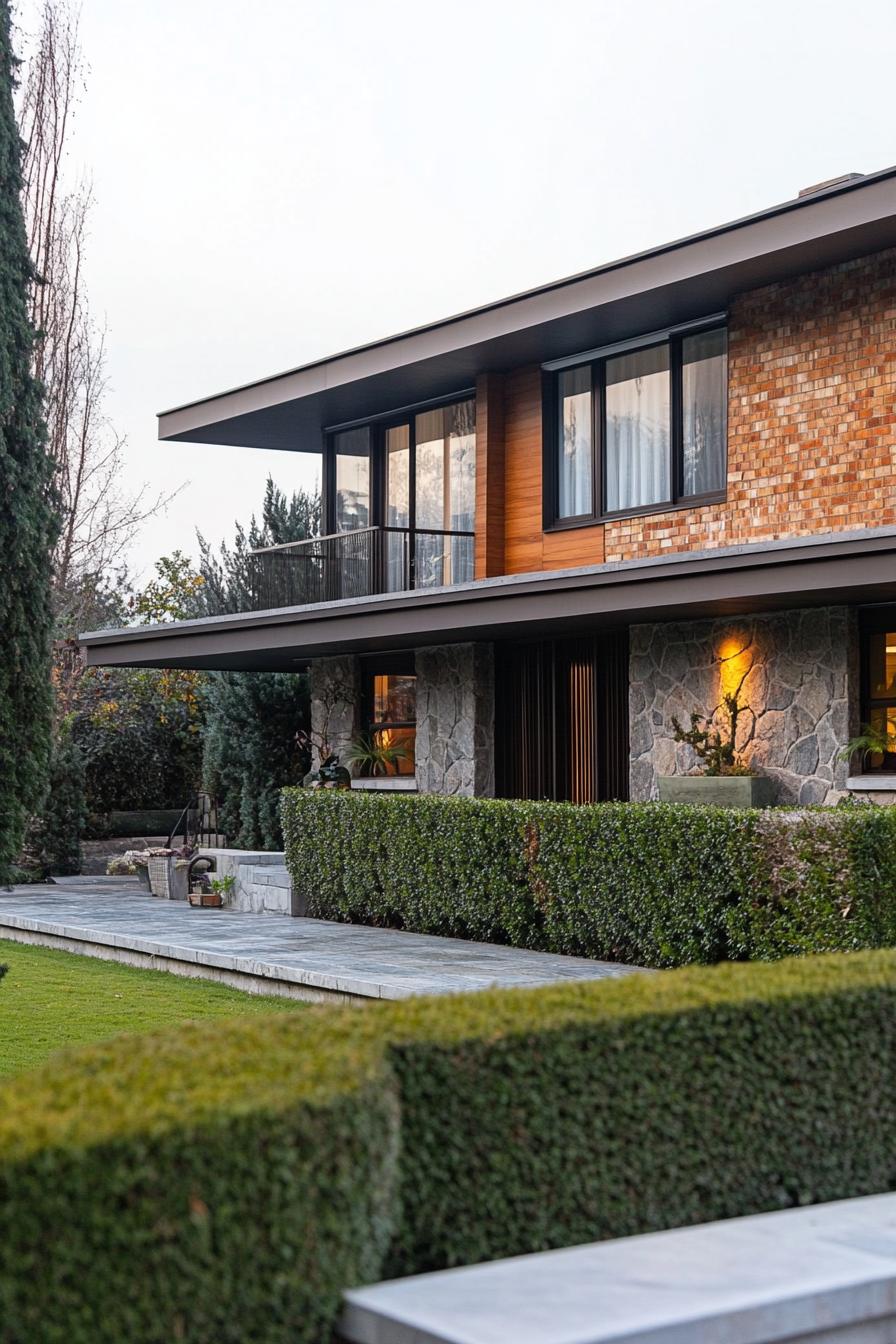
[549,325,727,525]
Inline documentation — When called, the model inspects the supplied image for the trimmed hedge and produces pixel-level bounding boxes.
[3,951,896,1340]
[283,791,896,966]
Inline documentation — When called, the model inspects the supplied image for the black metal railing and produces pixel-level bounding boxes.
[245,526,474,612]
[166,792,225,850]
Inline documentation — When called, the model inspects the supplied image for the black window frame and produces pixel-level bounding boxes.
[322,393,476,590]
[859,609,896,773]
[359,654,417,777]
[543,322,728,529]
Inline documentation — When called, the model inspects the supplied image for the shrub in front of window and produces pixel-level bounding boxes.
[281,791,896,966]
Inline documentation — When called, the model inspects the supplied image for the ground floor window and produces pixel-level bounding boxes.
[860,611,896,770]
[360,655,416,775]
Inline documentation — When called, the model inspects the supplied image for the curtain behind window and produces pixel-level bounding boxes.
[604,345,670,513]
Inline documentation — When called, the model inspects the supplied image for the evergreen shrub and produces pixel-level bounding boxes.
[4,952,896,1340]
[282,792,896,966]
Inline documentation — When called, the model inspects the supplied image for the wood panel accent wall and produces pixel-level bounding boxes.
[502,365,605,575]
[474,372,506,579]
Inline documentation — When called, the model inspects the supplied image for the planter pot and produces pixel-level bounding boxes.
[188,890,223,908]
[658,775,776,809]
[147,856,190,900]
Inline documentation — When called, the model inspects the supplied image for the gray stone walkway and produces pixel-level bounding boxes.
[0,878,640,1003]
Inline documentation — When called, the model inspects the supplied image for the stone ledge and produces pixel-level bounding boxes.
[351,777,418,792]
[341,1193,896,1344]
[846,775,896,792]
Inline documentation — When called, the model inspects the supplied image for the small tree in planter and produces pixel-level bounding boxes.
[660,693,774,808]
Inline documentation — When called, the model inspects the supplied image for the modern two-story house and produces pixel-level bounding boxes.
[82,167,896,807]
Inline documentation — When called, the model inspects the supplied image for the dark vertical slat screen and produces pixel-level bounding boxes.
[495,630,629,802]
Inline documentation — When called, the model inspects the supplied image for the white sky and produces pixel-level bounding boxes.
[12,0,896,578]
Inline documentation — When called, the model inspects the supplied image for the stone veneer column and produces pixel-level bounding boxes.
[415,644,495,796]
[629,607,858,806]
[308,656,359,768]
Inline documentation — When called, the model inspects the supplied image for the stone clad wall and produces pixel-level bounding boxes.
[629,606,858,806]
[415,644,495,796]
[309,656,358,768]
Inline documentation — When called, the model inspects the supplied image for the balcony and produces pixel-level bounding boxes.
[242,525,475,613]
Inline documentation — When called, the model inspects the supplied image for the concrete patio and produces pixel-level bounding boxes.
[0,877,641,1003]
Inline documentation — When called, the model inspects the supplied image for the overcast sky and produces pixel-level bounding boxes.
[12,0,896,579]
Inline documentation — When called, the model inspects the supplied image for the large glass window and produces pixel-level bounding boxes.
[682,328,727,497]
[605,344,670,515]
[362,659,416,776]
[860,619,896,772]
[549,325,727,524]
[325,397,475,593]
[334,426,370,532]
[557,365,593,518]
[415,401,476,533]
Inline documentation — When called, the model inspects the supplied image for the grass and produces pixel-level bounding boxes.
[0,939,305,1078]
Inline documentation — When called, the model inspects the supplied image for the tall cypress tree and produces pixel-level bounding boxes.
[0,3,57,884]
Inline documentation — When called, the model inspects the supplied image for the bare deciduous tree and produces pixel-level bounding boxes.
[16,0,179,629]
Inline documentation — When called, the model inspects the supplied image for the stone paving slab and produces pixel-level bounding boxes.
[0,880,641,1002]
[341,1193,896,1344]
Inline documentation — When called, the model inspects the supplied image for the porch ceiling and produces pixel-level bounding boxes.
[157,168,896,452]
[80,528,896,672]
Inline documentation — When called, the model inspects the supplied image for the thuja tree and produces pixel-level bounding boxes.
[198,478,318,849]
[0,3,57,884]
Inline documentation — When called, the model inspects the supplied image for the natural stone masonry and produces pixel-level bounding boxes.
[415,643,495,796]
[309,655,358,766]
[629,606,858,805]
[604,248,896,563]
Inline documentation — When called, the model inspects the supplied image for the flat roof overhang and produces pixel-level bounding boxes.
[80,528,896,672]
[157,167,896,451]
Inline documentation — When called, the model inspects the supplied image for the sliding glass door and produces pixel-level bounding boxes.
[326,397,475,594]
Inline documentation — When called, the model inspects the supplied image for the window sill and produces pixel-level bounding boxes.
[544,493,726,533]
[846,775,896,792]
[351,776,418,792]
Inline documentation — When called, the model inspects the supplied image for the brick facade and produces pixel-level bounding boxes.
[602,248,896,562]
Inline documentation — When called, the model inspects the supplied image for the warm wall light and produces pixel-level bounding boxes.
[718,633,753,701]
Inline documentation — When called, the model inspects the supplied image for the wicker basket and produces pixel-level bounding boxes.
[147,856,189,901]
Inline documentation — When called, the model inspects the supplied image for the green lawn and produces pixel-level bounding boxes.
[0,939,305,1078]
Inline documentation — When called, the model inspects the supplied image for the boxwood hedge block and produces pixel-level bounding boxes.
[282,791,896,966]
[4,952,896,1341]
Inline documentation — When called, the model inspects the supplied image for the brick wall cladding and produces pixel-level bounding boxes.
[603,248,896,563]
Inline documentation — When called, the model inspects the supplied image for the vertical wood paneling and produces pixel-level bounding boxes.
[474,372,506,579]
[500,365,606,574]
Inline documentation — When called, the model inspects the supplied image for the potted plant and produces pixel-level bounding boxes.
[188,871,234,908]
[658,692,775,808]
[837,722,896,773]
[343,732,410,778]
[146,843,195,900]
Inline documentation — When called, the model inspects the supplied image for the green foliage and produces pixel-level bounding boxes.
[0,5,58,883]
[72,664,202,815]
[202,672,309,849]
[838,721,896,769]
[20,719,85,876]
[342,732,411,777]
[196,476,321,618]
[198,477,317,848]
[670,691,752,775]
[129,550,205,625]
[282,792,896,967]
[4,950,896,1340]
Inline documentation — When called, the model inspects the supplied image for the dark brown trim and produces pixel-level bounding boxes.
[157,171,896,452]
[80,528,896,672]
